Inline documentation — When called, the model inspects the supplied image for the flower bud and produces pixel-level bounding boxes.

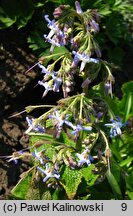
[75,1,83,14]
[81,78,91,88]
[53,5,70,18]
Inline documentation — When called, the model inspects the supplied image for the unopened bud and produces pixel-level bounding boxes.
[53,5,70,18]
[75,1,83,14]
[81,78,91,88]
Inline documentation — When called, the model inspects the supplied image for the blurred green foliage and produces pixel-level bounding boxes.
[0,0,47,29]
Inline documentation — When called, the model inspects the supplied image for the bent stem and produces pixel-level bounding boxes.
[98,128,111,174]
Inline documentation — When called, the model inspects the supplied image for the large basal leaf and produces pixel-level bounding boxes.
[11,172,32,199]
[106,171,122,200]
[61,166,82,199]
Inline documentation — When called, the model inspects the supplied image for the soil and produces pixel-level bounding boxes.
[0,27,133,200]
[0,27,64,200]
[0,28,38,199]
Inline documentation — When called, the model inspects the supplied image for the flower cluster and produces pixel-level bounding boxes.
[25,117,45,134]
[5,1,128,193]
[37,63,62,97]
[44,14,69,53]
[21,2,128,188]
[35,1,103,98]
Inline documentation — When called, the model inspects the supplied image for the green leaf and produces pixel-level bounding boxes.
[29,132,54,142]
[39,46,69,65]
[28,31,49,51]
[0,7,16,29]
[33,0,46,7]
[26,177,52,200]
[11,172,32,199]
[120,81,133,122]
[119,157,133,167]
[81,165,98,186]
[29,133,56,160]
[106,171,122,199]
[0,0,34,29]
[125,174,133,192]
[127,191,133,200]
[58,131,75,148]
[61,166,82,199]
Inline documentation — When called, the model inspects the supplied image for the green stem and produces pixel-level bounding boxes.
[82,72,89,96]
[79,96,83,120]
[97,127,111,173]
[25,105,55,113]
[99,129,109,149]
[76,131,83,152]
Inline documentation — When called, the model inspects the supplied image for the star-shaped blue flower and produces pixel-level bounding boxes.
[37,164,60,183]
[76,149,94,167]
[72,51,99,72]
[32,149,45,165]
[104,117,125,137]
[25,117,45,134]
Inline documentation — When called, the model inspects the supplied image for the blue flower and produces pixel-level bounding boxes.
[44,15,57,30]
[49,111,73,131]
[38,63,50,74]
[38,80,53,97]
[38,71,62,96]
[90,19,99,32]
[72,51,99,72]
[81,78,91,88]
[70,124,92,141]
[52,75,62,92]
[38,63,57,82]
[37,164,60,183]
[104,117,125,137]
[25,117,45,134]
[71,124,92,135]
[6,151,24,164]
[32,149,45,165]
[44,15,65,52]
[44,35,61,47]
[76,149,94,167]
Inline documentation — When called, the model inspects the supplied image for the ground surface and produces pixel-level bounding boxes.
[0,28,132,199]
[0,28,38,199]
